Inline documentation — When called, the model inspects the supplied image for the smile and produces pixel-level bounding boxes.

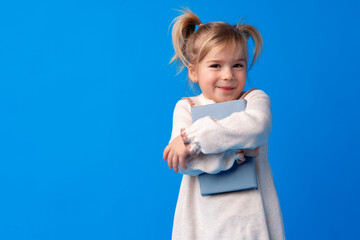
[217,86,235,91]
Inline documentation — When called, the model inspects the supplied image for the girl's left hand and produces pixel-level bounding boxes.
[163,136,191,173]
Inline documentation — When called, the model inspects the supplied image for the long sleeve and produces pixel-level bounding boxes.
[169,99,205,176]
[169,99,193,143]
[183,90,272,155]
[169,97,250,176]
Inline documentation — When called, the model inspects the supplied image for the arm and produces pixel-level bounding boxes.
[182,90,272,155]
[169,99,193,143]
[163,99,194,173]
[163,99,247,176]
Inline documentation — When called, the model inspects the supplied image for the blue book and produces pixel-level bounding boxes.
[191,99,258,196]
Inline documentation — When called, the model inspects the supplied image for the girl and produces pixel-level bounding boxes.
[163,9,285,240]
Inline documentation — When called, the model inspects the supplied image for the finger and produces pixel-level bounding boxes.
[235,149,244,154]
[181,129,188,142]
[236,158,245,164]
[163,145,170,161]
[179,154,188,170]
[236,154,246,164]
[168,150,174,169]
[181,97,193,106]
[173,155,179,173]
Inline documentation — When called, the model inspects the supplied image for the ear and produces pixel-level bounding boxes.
[188,63,197,82]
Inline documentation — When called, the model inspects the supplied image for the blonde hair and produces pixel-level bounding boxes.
[169,8,264,76]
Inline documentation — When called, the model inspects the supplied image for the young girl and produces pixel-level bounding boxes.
[163,9,285,240]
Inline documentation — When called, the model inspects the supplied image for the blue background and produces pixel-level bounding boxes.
[1,0,359,239]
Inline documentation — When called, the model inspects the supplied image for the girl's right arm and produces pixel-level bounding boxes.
[169,99,193,143]
[163,99,193,173]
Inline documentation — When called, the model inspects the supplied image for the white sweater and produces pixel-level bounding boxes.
[169,90,285,240]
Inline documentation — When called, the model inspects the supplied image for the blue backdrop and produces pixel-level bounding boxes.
[1,0,359,239]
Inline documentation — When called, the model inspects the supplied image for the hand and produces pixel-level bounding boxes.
[235,150,246,164]
[163,135,191,173]
[234,147,260,164]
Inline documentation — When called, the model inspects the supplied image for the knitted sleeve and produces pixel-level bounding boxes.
[182,90,272,155]
[169,99,193,143]
[169,99,247,176]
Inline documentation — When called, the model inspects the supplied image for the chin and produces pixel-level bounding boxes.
[216,96,234,103]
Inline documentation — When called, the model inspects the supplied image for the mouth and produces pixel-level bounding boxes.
[217,86,235,91]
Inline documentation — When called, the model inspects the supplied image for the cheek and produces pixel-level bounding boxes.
[200,73,215,85]
[200,80,213,90]
[239,73,247,84]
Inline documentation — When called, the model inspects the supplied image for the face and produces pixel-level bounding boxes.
[188,44,247,103]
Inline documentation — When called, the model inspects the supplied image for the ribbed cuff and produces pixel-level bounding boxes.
[180,128,201,158]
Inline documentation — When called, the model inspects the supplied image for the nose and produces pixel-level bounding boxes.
[221,67,233,80]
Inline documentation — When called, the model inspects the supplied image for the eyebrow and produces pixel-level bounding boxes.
[206,59,246,63]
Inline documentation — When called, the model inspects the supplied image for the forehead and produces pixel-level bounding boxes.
[204,43,245,60]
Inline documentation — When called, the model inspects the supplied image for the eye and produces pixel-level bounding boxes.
[210,64,221,68]
[233,63,245,68]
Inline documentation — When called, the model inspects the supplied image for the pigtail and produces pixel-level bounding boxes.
[237,23,264,70]
[169,8,202,73]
